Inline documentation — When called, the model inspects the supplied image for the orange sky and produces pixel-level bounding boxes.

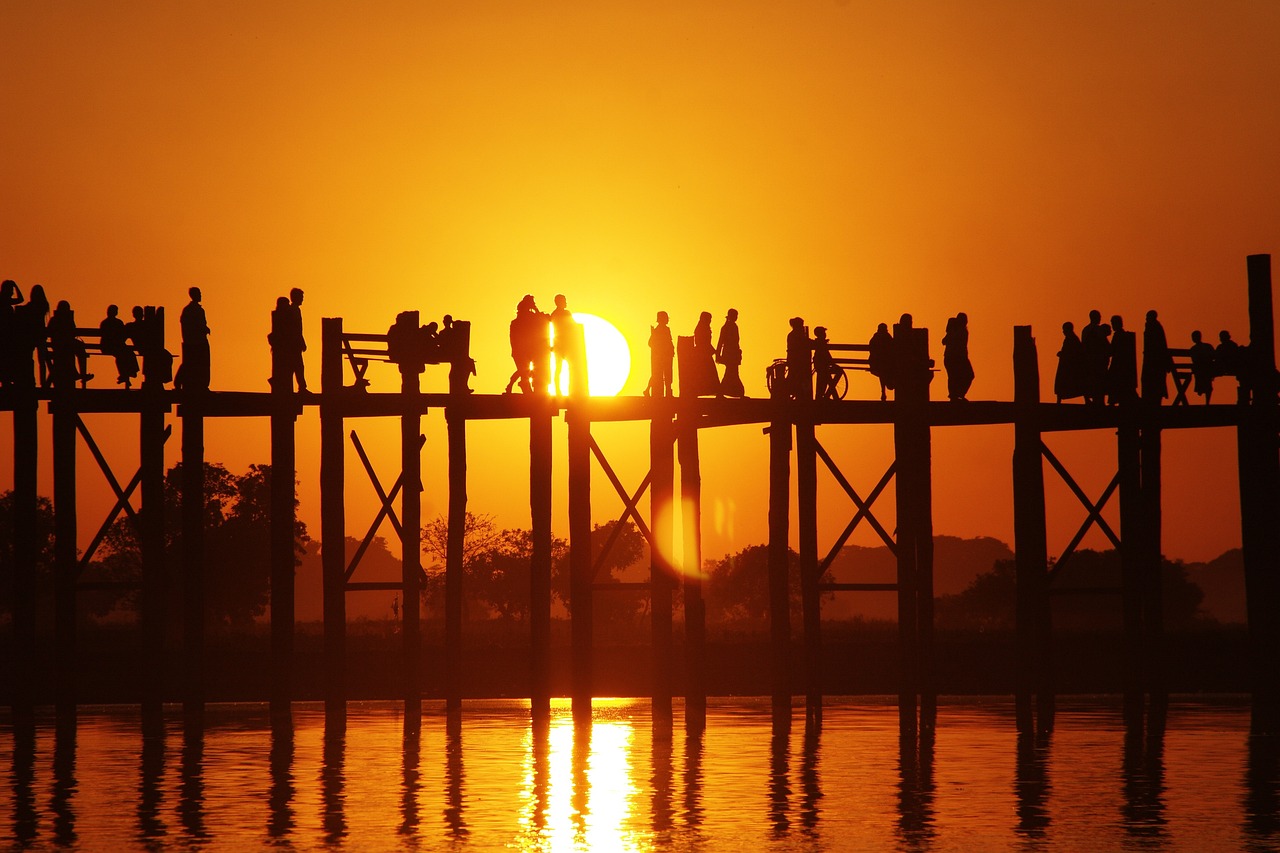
[3,1,1278,565]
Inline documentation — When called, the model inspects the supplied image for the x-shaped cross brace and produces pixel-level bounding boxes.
[346,429,427,583]
[814,441,898,582]
[588,434,654,581]
[75,415,171,577]
[1041,440,1121,580]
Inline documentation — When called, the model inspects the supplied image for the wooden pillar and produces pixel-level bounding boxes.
[767,382,793,726]
[1117,404,1145,730]
[676,413,705,731]
[446,406,467,716]
[140,393,167,725]
[181,398,205,724]
[1012,326,1052,734]
[12,395,39,719]
[530,402,553,721]
[320,317,346,729]
[1140,420,1164,707]
[52,395,76,722]
[269,319,296,727]
[567,325,592,724]
[400,314,422,730]
[651,410,674,725]
[796,402,820,727]
[1239,253,1280,735]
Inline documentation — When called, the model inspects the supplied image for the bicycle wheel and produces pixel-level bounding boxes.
[833,366,848,400]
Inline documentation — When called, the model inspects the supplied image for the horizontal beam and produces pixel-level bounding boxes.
[345,581,406,592]
[819,582,899,592]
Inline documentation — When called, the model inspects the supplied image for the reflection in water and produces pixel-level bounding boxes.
[445,724,468,839]
[180,725,207,841]
[519,718,551,846]
[1014,730,1051,838]
[137,718,166,842]
[800,721,822,836]
[1245,734,1280,844]
[10,719,36,846]
[768,718,791,837]
[1121,711,1167,839]
[50,722,77,846]
[321,726,346,843]
[683,725,704,836]
[897,730,936,848]
[400,724,420,839]
[650,724,673,839]
[268,722,295,840]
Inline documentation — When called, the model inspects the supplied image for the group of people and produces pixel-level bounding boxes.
[385,309,473,393]
[1054,309,1247,406]
[503,294,576,395]
[0,279,170,391]
[643,309,745,399]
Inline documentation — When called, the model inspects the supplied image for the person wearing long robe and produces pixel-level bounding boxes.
[688,311,720,397]
[1189,330,1216,404]
[716,308,744,398]
[1054,321,1086,402]
[786,317,811,400]
[1080,309,1110,406]
[178,286,211,391]
[868,322,893,401]
[99,304,138,388]
[1107,314,1138,405]
[1141,309,1173,404]
[942,312,974,401]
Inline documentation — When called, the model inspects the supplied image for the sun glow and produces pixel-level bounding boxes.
[552,313,631,396]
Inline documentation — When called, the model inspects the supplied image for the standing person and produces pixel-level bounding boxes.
[0,280,24,388]
[287,287,307,392]
[1189,330,1216,404]
[549,294,575,396]
[268,293,306,392]
[47,300,91,388]
[786,317,811,401]
[504,295,547,395]
[690,311,720,397]
[16,284,50,388]
[1054,321,1086,402]
[868,322,893,401]
[99,304,138,388]
[178,286,211,391]
[1080,309,1110,406]
[438,314,475,395]
[942,312,974,401]
[1141,309,1172,404]
[1107,314,1137,405]
[812,326,838,399]
[716,308,745,398]
[644,311,674,398]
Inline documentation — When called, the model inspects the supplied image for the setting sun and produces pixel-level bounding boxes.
[553,313,631,396]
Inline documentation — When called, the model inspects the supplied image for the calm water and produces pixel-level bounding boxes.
[2,697,1276,852]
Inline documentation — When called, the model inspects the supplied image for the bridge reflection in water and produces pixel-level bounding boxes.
[1,698,1276,851]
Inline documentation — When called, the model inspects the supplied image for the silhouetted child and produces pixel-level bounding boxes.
[1189,330,1215,404]
[812,326,838,400]
[1054,321,1085,402]
[47,300,91,388]
[1107,314,1137,405]
[942,312,974,401]
[99,304,138,388]
[644,311,674,398]
[1141,309,1172,404]
[716,308,745,398]
[550,294,575,396]
[1081,309,1110,406]
[177,286,211,391]
[786,317,811,400]
[868,322,893,401]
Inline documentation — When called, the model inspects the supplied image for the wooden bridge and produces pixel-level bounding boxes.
[4,255,1278,744]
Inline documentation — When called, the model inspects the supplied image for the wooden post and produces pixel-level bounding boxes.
[1012,326,1052,734]
[677,413,706,731]
[1140,420,1164,708]
[12,394,39,719]
[796,374,820,728]
[400,312,422,730]
[567,325,592,724]
[767,376,793,727]
[320,317,346,729]
[140,393,166,726]
[52,395,76,722]
[1239,253,1280,735]
[269,311,296,728]
[1117,404,1145,731]
[651,410,674,726]
[181,398,205,724]
[446,406,467,716]
[530,402,553,721]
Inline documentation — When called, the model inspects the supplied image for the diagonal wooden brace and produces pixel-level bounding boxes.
[347,429,425,581]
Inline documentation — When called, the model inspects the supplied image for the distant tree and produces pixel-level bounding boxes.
[705,544,806,622]
[551,518,647,611]
[0,491,56,617]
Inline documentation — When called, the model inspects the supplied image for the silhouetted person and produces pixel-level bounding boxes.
[1107,314,1137,405]
[1216,330,1241,378]
[1055,321,1086,402]
[1081,309,1110,406]
[505,295,548,394]
[1189,330,1215,404]
[644,311,674,398]
[269,293,307,391]
[716,308,744,398]
[99,304,138,388]
[1141,309,1172,404]
[48,301,91,388]
[868,322,893,401]
[438,314,475,394]
[812,326,838,400]
[288,288,308,391]
[942,312,973,401]
[16,284,50,387]
[0,279,24,388]
[177,286,210,391]
[420,320,441,364]
[550,294,575,396]
[786,316,810,400]
[688,311,720,397]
